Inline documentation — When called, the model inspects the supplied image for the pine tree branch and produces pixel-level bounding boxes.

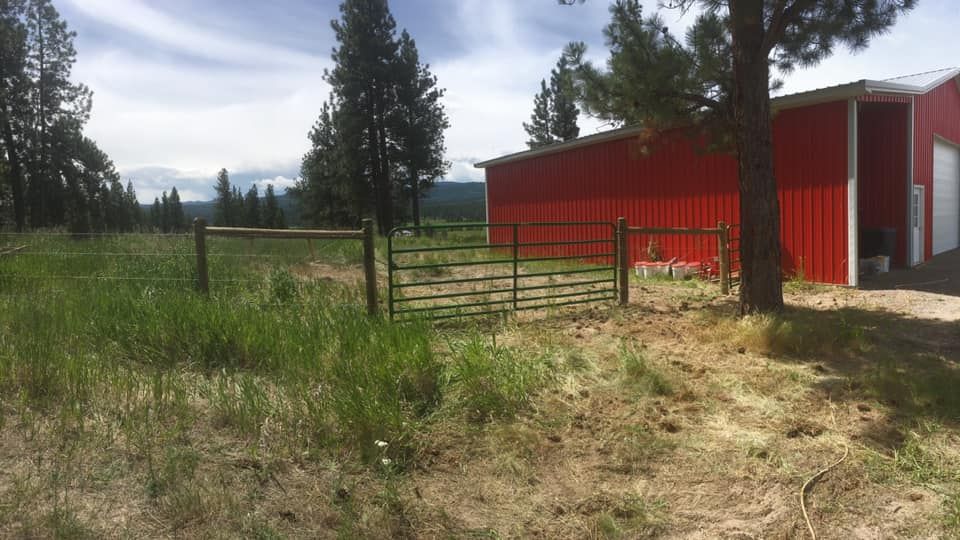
[762,0,814,55]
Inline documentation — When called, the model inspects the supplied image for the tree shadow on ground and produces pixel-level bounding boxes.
[704,302,960,441]
[860,247,960,297]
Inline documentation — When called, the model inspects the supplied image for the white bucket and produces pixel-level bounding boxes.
[671,262,698,280]
[643,263,671,278]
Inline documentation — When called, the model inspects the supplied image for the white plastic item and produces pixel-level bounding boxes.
[671,262,698,279]
[643,262,671,278]
[873,255,890,273]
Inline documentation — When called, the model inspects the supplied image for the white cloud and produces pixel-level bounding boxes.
[253,176,298,191]
[64,0,954,200]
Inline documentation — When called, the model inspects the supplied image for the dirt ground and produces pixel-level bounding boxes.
[289,258,960,538]
[396,278,960,539]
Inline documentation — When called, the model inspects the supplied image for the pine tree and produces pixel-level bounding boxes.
[231,186,244,227]
[563,0,915,313]
[263,184,285,229]
[150,197,160,230]
[213,168,232,226]
[549,56,579,142]
[392,30,449,230]
[24,0,92,227]
[243,184,261,227]
[0,0,123,232]
[168,186,184,232]
[523,55,580,150]
[160,191,170,233]
[523,80,554,149]
[295,100,355,227]
[125,181,141,230]
[327,0,400,235]
[0,1,30,231]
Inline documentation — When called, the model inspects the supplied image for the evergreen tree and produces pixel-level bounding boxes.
[160,191,169,233]
[295,1,449,234]
[125,181,141,230]
[0,0,124,232]
[231,185,244,227]
[392,30,449,230]
[263,184,285,229]
[523,55,580,149]
[168,186,184,232]
[150,197,160,230]
[213,168,232,226]
[549,55,579,142]
[562,0,915,313]
[243,184,261,227]
[523,80,554,148]
[24,0,92,228]
[0,0,30,231]
[326,0,400,235]
[294,100,355,227]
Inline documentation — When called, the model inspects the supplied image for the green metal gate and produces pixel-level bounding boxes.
[387,222,618,321]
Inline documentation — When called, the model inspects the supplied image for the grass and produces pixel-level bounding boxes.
[0,231,569,536]
[618,342,672,397]
[2,230,959,537]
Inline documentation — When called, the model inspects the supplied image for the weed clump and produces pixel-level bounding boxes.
[619,343,672,396]
[445,335,550,422]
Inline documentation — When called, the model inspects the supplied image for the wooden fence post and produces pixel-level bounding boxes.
[193,218,209,294]
[718,221,730,295]
[617,217,629,306]
[361,218,378,316]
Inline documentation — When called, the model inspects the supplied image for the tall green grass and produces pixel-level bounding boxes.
[0,232,550,472]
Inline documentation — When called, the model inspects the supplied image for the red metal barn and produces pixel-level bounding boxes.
[476,69,960,286]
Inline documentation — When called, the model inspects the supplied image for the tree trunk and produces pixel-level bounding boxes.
[411,170,421,236]
[0,103,26,231]
[375,96,392,236]
[730,0,784,314]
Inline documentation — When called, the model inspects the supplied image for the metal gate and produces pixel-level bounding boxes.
[387,222,618,321]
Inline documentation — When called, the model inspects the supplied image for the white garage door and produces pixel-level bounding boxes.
[933,139,960,255]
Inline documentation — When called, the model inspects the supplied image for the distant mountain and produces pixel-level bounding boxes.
[142,181,486,226]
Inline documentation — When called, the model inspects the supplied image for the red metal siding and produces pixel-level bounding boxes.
[857,102,909,266]
[486,100,850,284]
[913,79,960,260]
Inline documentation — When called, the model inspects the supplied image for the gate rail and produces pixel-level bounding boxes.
[388,222,618,321]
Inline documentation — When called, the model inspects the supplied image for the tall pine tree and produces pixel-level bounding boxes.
[562,0,915,313]
[295,100,356,227]
[295,0,449,234]
[326,0,400,235]
[0,0,125,231]
[213,168,232,226]
[523,80,554,148]
[168,186,184,232]
[244,184,261,227]
[523,56,580,149]
[263,184,285,229]
[392,30,449,230]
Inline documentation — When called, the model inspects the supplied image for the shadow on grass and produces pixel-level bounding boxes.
[702,302,960,431]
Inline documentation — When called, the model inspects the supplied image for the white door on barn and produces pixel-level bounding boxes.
[912,185,924,266]
[932,139,960,255]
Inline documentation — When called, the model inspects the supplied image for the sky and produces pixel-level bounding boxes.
[57,0,958,203]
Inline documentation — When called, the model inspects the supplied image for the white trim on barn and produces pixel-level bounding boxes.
[484,180,490,243]
[848,98,859,287]
[907,97,918,265]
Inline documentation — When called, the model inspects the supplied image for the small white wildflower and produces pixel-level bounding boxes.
[381,458,392,466]
[375,440,388,449]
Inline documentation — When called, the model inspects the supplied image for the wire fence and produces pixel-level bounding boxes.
[0,230,365,292]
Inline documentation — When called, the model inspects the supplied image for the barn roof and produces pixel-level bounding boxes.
[475,68,960,169]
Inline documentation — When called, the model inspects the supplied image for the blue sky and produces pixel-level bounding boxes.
[58,0,957,202]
